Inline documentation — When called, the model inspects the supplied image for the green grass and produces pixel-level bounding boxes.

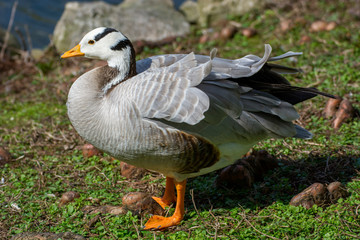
[1,0,359,239]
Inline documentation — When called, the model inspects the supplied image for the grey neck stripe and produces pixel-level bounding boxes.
[94,28,118,41]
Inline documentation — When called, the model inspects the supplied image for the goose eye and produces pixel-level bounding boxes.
[88,40,95,45]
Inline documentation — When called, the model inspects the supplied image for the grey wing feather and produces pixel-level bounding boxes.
[136,44,299,79]
[268,51,302,61]
[136,44,302,82]
[134,52,212,125]
[197,81,300,136]
[135,45,308,141]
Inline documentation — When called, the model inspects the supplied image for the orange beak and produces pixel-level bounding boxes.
[61,44,84,58]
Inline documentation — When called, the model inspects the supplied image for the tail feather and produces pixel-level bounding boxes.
[294,125,313,139]
[267,63,303,74]
[232,63,335,105]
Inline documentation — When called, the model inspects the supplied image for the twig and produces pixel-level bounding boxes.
[131,219,141,240]
[343,232,360,239]
[208,199,219,240]
[59,130,72,143]
[0,0,18,60]
[24,24,33,63]
[44,131,64,141]
[14,27,26,50]
[307,69,325,88]
[189,189,213,236]
[190,189,201,218]
[241,212,280,240]
[304,141,325,147]
[324,155,330,173]
[24,24,32,54]
[99,216,117,240]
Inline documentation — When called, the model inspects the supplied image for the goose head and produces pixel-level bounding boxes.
[61,27,136,75]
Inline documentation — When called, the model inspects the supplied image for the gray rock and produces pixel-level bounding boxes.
[180,0,200,24]
[53,0,190,53]
[181,0,264,26]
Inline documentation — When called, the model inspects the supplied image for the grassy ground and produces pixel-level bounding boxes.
[1,0,360,239]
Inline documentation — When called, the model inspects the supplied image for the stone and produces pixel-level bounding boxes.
[53,0,190,53]
[180,0,200,24]
[197,0,264,27]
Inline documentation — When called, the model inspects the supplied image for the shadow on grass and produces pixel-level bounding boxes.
[185,151,360,212]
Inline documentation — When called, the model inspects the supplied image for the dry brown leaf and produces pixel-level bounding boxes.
[0,146,11,166]
[326,21,337,31]
[59,191,80,206]
[310,20,328,32]
[299,35,311,45]
[242,28,257,38]
[327,182,349,203]
[120,162,147,179]
[323,97,342,118]
[332,99,355,129]
[82,143,102,158]
[122,192,164,216]
[220,25,237,40]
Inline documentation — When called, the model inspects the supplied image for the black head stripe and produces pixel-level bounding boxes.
[111,39,132,51]
[94,28,118,41]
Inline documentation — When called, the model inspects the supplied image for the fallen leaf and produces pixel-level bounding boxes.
[199,34,210,44]
[279,19,293,32]
[323,97,342,118]
[327,182,349,203]
[290,183,328,208]
[299,35,311,45]
[310,20,328,32]
[220,25,237,40]
[242,28,257,38]
[82,143,102,158]
[120,162,147,179]
[0,146,12,166]
[122,192,164,216]
[59,191,80,206]
[325,21,337,31]
[332,99,355,129]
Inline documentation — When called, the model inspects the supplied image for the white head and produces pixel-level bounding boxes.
[62,27,135,70]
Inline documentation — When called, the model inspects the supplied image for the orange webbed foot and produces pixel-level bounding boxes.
[143,215,182,230]
[144,178,186,231]
[152,196,176,209]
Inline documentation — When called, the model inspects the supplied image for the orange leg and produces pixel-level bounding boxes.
[144,179,186,230]
[152,177,177,209]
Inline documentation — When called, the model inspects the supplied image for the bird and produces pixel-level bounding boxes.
[61,27,332,230]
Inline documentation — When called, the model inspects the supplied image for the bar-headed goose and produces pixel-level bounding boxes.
[61,27,332,230]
